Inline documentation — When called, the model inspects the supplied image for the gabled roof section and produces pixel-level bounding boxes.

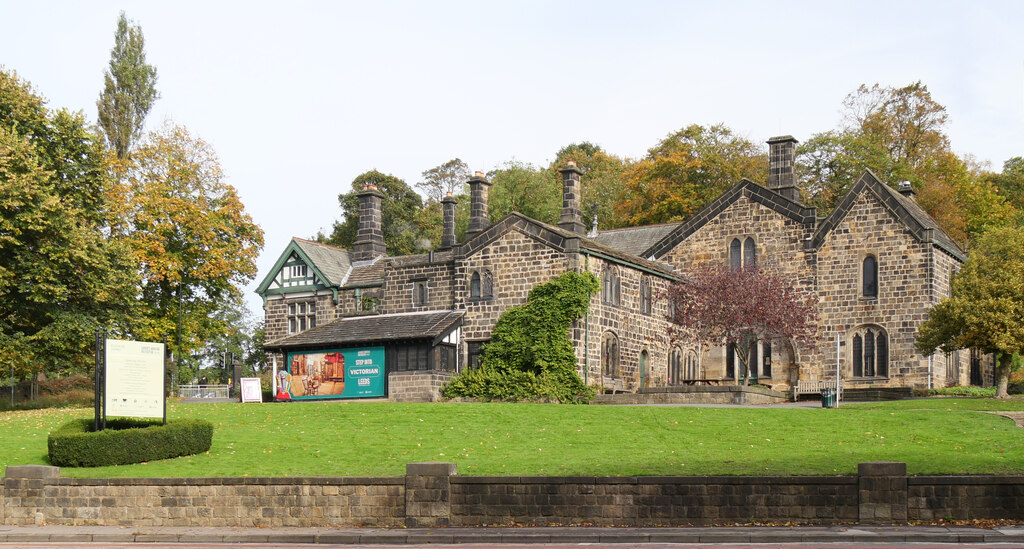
[645,179,817,259]
[458,212,678,280]
[592,222,680,257]
[255,238,351,296]
[811,170,966,261]
[265,310,464,350]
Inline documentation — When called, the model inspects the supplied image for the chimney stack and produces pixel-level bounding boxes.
[767,135,800,203]
[465,171,491,241]
[559,161,585,235]
[440,191,457,249]
[898,181,917,199]
[352,182,386,261]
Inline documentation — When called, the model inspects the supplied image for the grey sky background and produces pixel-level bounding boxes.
[2,1,1022,317]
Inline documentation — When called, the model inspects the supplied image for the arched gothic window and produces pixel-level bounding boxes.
[669,347,683,386]
[602,332,619,377]
[685,350,699,381]
[730,237,757,270]
[639,276,652,315]
[851,325,888,378]
[603,266,620,306]
[482,270,493,298]
[863,255,878,298]
[470,271,481,298]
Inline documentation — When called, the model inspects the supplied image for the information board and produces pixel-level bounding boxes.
[284,347,385,400]
[104,339,165,419]
[240,377,263,402]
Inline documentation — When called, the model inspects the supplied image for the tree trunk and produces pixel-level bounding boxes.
[996,353,1012,399]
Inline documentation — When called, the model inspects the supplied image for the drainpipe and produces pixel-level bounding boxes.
[584,252,590,385]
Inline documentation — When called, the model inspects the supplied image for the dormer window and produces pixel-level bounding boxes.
[289,265,307,279]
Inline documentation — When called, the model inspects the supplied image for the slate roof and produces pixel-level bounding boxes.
[811,171,966,261]
[265,310,464,350]
[342,257,386,288]
[292,238,351,287]
[592,223,679,258]
[460,213,678,279]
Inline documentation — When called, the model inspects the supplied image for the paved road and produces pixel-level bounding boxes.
[3,525,1024,547]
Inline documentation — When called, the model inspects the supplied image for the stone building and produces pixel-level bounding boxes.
[258,136,989,401]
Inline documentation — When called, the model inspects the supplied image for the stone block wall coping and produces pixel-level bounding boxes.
[450,475,858,486]
[859,462,907,476]
[639,385,785,397]
[51,476,404,487]
[406,462,457,476]
[4,465,59,479]
[909,476,1024,485]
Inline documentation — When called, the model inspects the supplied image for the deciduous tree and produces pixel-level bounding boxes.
[617,124,765,226]
[550,142,628,231]
[487,160,560,224]
[113,123,264,365]
[665,264,818,385]
[0,70,137,377]
[917,226,1024,398]
[323,170,426,255]
[416,158,470,203]
[97,11,159,159]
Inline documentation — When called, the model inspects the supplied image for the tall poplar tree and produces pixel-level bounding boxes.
[97,11,159,159]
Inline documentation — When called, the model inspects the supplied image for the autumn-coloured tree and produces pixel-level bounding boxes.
[617,124,766,226]
[917,226,1024,398]
[0,70,137,378]
[112,123,264,365]
[416,158,470,203]
[665,264,818,385]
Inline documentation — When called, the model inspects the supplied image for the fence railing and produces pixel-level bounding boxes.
[179,384,229,399]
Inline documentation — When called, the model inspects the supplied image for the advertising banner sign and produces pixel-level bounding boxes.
[284,347,385,400]
[104,339,165,419]
[240,377,263,403]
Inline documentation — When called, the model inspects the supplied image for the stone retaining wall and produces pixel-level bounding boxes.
[594,386,788,406]
[5,462,1024,527]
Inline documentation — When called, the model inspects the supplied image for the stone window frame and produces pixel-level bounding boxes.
[668,346,683,386]
[468,268,493,301]
[287,300,316,334]
[728,236,757,270]
[684,349,699,381]
[412,278,429,307]
[849,324,889,379]
[602,265,621,306]
[639,276,653,315]
[861,252,879,300]
[601,331,619,377]
[466,340,486,370]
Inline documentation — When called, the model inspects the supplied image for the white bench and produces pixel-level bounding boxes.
[793,380,842,402]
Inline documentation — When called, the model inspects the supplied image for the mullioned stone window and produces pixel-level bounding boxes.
[469,269,493,300]
[602,266,620,306]
[287,301,316,334]
[729,237,757,270]
[851,325,889,378]
[639,276,653,315]
[602,331,619,377]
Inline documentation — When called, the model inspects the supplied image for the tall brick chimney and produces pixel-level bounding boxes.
[767,135,800,203]
[440,191,457,249]
[558,161,585,235]
[465,171,491,241]
[352,182,386,261]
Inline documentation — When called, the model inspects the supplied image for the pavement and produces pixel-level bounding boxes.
[2,524,1024,545]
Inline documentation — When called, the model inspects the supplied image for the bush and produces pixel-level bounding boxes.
[926,386,997,397]
[48,417,213,467]
[442,271,598,404]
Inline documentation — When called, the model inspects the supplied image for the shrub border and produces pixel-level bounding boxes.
[47,418,213,467]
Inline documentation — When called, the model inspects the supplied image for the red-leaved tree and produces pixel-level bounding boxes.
[665,264,819,385]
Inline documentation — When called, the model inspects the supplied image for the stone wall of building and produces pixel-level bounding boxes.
[581,256,675,391]
[814,193,936,388]
[388,371,452,402]
[457,230,569,343]
[659,195,815,385]
[380,259,455,314]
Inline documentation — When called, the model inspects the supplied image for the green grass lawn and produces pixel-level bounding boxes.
[3,398,1024,478]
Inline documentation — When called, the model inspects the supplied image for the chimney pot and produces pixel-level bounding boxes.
[898,181,917,198]
[474,171,484,178]
[440,191,457,249]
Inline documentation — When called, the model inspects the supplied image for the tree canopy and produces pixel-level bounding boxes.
[665,264,819,385]
[97,11,159,160]
[322,170,427,255]
[916,226,1024,397]
[0,70,137,377]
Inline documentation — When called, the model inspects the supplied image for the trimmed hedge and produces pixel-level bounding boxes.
[47,418,213,467]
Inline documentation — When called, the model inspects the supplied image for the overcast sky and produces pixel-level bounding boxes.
[3,1,1022,316]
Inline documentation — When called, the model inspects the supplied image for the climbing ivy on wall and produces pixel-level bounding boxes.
[441,271,599,403]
